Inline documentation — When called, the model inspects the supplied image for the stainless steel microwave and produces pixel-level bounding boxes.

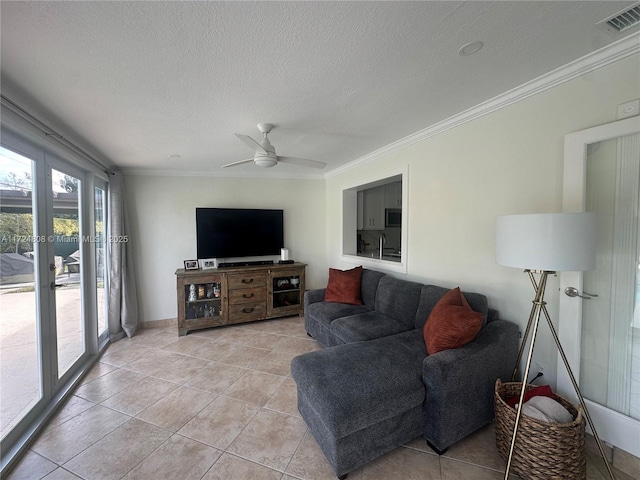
[385,208,401,227]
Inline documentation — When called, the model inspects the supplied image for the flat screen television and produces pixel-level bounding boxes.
[196,208,284,259]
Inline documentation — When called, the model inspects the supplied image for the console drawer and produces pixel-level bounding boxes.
[228,302,266,323]
[229,287,266,305]
[227,272,267,290]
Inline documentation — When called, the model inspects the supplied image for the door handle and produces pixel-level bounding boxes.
[564,287,597,299]
[50,282,65,290]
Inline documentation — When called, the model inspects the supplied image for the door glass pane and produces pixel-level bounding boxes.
[580,134,640,420]
[0,146,41,438]
[95,186,107,337]
[52,169,84,377]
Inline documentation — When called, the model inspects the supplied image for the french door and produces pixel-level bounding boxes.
[559,116,640,457]
[48,159,87,380]
[0,130,107,470]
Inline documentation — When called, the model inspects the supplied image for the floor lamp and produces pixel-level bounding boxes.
[495,212,616,480]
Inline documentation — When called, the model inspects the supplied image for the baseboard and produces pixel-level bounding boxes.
[140,318,177,329]
[585,433,640,479]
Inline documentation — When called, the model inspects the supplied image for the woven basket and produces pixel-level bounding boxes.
[494,379,586,480]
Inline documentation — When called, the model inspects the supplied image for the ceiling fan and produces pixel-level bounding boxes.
[223,123,327,169]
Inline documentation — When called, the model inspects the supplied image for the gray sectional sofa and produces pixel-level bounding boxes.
[291,268,519,479]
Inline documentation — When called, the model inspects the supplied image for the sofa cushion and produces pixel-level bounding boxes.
[414,285,489,330]
[291,329,427,438]
[374,276,423,328]
[330,311,412,343]
[359,269,386,306]
[423,287,483,355]
[324,266,363,305]
[306,301,373,330]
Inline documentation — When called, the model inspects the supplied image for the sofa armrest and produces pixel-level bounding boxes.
[421,319,519,451]
[304,288,326,309]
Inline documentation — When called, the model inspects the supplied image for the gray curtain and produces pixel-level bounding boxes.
[108,170,138,339]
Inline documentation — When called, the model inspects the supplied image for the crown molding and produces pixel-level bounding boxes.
[326,32,640,179]
[121,167,325,180]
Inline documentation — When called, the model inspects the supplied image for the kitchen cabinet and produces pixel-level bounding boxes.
[385,181,402,208]
[361,185,385,230]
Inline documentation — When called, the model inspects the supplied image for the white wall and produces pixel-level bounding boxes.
[324,54,640,388]
[125,54,639,387]
[125,175,326,324]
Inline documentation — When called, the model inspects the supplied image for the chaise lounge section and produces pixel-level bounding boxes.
[291,268,519,478]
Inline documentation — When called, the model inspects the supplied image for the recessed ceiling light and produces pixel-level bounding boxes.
[170,154,181,158]
[458,41,483,56]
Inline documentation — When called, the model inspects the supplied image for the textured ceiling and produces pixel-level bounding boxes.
[1,1,637,178]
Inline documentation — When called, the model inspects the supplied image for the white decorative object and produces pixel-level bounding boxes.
[188,284,197,302]
[281,248,289,261]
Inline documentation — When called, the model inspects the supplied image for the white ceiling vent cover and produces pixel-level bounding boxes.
[600,2,640,32]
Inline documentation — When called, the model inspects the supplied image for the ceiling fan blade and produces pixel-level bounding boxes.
[278,156,327,169]
[222,158,254,168]
[234,134,267,154]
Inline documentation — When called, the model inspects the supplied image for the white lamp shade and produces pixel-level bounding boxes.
[496,212,596,271]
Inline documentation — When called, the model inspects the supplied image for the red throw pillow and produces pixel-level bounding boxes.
[423,287,483,355]
[506,385,557,408]
[324,266,363,305]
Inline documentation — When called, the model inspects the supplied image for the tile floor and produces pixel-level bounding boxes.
[6,316,636,480]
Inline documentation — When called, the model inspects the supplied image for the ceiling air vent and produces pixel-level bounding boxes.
[601,2,640,32]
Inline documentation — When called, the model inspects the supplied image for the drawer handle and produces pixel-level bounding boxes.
[241,278,254,284]
[242,293,255,299]
[242,307,255,313]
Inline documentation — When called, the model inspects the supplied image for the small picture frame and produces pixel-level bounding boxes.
[184,259,199,270]
[200,258,218,270]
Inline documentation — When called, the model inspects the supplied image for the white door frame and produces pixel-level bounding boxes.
[559,115,640,457]
[0,128,106,475]
[45,154,92,384]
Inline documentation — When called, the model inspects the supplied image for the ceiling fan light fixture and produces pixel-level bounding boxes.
[226,123,325,170]
[255,157,277,168]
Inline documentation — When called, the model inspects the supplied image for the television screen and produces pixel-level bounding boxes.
[196,208,284,259]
